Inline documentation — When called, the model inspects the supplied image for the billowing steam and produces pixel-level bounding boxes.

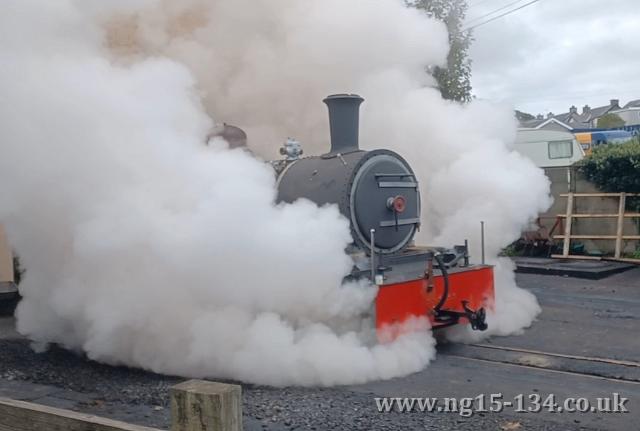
[0,0,550,386]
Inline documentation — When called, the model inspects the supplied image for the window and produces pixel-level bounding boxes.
[548,140,573,159]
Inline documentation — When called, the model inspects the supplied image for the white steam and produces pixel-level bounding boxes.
[0,0,550,386]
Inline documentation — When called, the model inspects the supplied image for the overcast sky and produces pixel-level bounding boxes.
[468,0,640,116]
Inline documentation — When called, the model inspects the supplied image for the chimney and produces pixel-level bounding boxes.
[610,99,620,108]
[324,94,364,154]
[582,105,591,115]
[569,105,578,114]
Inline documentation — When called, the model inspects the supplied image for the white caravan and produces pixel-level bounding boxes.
[515,129,585,168]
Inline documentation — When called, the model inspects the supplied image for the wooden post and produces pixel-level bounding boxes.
[562,193,574,257]
[0,224,14,283]
[615,192,627,259]
[171,380,242,431]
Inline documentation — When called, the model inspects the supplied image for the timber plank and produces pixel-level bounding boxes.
[0,398,163,431]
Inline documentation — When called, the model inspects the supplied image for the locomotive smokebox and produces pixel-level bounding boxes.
[275,94,420,255]
[324,94,364,154]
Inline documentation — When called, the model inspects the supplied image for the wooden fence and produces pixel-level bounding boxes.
[551,192,640,263]
[0,379,242,431]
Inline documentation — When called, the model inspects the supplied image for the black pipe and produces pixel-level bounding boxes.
[464,239,470,267]
[433,253,449,312]
[323,94,364,154]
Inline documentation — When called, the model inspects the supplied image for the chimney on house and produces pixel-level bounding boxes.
[582,105,591,115]
[569,105,578,114]
[610,99,620,108]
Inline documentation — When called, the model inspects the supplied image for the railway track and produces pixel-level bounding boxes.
[441,343,640,385]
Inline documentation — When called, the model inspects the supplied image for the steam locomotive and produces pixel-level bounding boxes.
[271,94,494,336]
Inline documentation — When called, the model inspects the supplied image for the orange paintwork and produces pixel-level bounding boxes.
[375,266,495,339]
[575,132,593,155]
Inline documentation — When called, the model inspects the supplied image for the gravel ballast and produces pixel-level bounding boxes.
[0,338,596,431]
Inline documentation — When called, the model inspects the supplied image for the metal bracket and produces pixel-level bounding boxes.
[432,301,488,331]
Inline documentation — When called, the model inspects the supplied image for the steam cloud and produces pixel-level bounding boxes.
[0,0,551,385]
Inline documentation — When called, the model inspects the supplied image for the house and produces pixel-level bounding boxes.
[519,99,627,131]
[553,106,590,129]
[555,99,621,129]
[611,100,640,126]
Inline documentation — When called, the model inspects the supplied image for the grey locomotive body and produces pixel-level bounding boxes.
[270,94,491,332]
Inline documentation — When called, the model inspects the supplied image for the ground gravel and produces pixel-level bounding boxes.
[0,338,596,431]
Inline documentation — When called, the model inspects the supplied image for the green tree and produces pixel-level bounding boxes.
[597,113,626,129]
[579,138,640,193]
[409,0,473,103]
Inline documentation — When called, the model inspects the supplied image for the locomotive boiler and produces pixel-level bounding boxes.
[272,94,494,335]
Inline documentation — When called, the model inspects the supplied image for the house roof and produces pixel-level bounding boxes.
[520,118,546,128]
[549,111,589,128]
[553,101,621,126]
[520,117,574,131]
[521,99,638,130]
[587,104,615,119]
[624,99,640,108]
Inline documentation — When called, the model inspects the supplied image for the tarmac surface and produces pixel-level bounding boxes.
[0,268,639,430]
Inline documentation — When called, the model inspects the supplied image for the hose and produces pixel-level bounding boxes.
[433,253,449,312]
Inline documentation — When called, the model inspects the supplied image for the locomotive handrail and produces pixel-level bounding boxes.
[374,173,416,178]
[378,182,418,189]
[379,218,420,228]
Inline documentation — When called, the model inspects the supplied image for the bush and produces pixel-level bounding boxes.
[596,113,626,129]
[578,138,640,193]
